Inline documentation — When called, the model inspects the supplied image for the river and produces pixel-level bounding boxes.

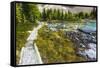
[19,21,97,65]
[47,21,97,61]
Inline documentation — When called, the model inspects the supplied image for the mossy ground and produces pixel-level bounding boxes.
[35,25,86,63]
[16,22,38,64]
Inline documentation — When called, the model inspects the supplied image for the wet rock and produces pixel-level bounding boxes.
[65,30,96,61]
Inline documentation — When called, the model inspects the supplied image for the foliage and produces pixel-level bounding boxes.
[15,3,96,64]
[16,3,41,64]
[35,26,86,63]
[41,8,96,22]
[21,3,41,23]
[90,8,97,19]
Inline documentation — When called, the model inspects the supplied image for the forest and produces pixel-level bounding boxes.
[41,8,96,22]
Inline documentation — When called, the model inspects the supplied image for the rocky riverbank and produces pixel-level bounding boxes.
[46,22,97,61]
[66,30,96,61]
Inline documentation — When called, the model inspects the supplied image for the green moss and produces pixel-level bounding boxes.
[16,31,29,64]
[35,26,86,63]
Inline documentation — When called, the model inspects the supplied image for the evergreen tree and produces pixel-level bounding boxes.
[64,12,68,21]
[42,8,47,21]
[60,10,64,20]
[21,3,40,23]
[67,10,73,21]
[90,8,96,19]
[52,9,56,20]
[78,12,84,19]
[57,9,61,20]
[84,13,89,19]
